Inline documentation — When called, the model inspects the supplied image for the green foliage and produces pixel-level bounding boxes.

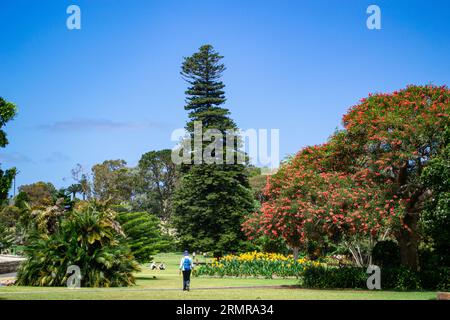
[135,149,178,221]
[173,164,255,256]
[116,210,168,263]
[0,168,16,206]
[28,198,68,236]
[381,266,422,291]
[421,195,450,262]
[16,202,139,287]
[14,191,29,208]
[301,266,421,290]
[420,267,450,291]
[18,181,57,208]
[301,265,450,290]
[245,166,262,177]
[0,199,32,246]
[0,97,17,205]
[67,183,83,200]
[420,135,450,266]
[0,97,17,147]
[91,159,136,204]
[251,235,289,255]
[181,44,235,132]
[0,222,15,253]
[372,240,401,268]
[248,174,267,203]
[302,266,366,289]
[54,188,75,211]
[0,205,21,228]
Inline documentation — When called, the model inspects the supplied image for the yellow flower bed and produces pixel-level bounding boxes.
[197,251,325,278]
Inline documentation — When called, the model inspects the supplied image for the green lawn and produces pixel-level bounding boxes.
[0,253,437,300]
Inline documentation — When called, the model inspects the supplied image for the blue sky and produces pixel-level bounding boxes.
[0,0,449,191]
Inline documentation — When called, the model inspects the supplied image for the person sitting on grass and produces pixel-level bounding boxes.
[150,262,166,270]
[179,250,194,291]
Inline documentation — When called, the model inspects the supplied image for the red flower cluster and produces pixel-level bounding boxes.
[242,145,404,248]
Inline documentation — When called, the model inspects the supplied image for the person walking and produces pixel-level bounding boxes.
[179,250,194,291]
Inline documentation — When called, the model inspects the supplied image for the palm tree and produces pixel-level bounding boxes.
[67,183,83,201]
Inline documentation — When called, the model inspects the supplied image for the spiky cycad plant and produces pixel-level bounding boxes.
[16,202,139,287]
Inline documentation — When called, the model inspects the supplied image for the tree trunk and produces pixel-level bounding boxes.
[292,247,299,260]
[396,210,420,271]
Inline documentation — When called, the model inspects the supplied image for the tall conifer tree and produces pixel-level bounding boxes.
[172,45,254,256]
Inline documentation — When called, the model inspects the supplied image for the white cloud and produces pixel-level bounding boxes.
[0,152,33,164]
[36,118,168,132]
[44,151,71,163]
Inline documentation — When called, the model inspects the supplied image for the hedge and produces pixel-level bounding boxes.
[301,265,450,290]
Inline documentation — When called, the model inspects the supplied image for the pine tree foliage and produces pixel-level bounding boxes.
[181,44,235,133]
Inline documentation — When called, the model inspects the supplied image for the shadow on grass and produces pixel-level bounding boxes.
[134,275,159,281]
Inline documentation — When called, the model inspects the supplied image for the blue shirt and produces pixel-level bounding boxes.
[179,256,194,271]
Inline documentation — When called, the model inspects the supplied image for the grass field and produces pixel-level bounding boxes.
[0,253,437,300]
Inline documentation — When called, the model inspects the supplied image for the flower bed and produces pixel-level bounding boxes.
[194,251,325,279]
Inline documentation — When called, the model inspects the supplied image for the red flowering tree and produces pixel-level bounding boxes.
[244,85,450,269]
[339,85,450,269]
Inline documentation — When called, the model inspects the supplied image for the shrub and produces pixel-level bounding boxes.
[302,265,427,290]
[419,267,450,291]
[301,266,366,289]
[420,135,450,266]
[372,240,401,268]
[421,194,450,266]
[0,205,21,228]
[381,266,421,290]
[16,203,139,287]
